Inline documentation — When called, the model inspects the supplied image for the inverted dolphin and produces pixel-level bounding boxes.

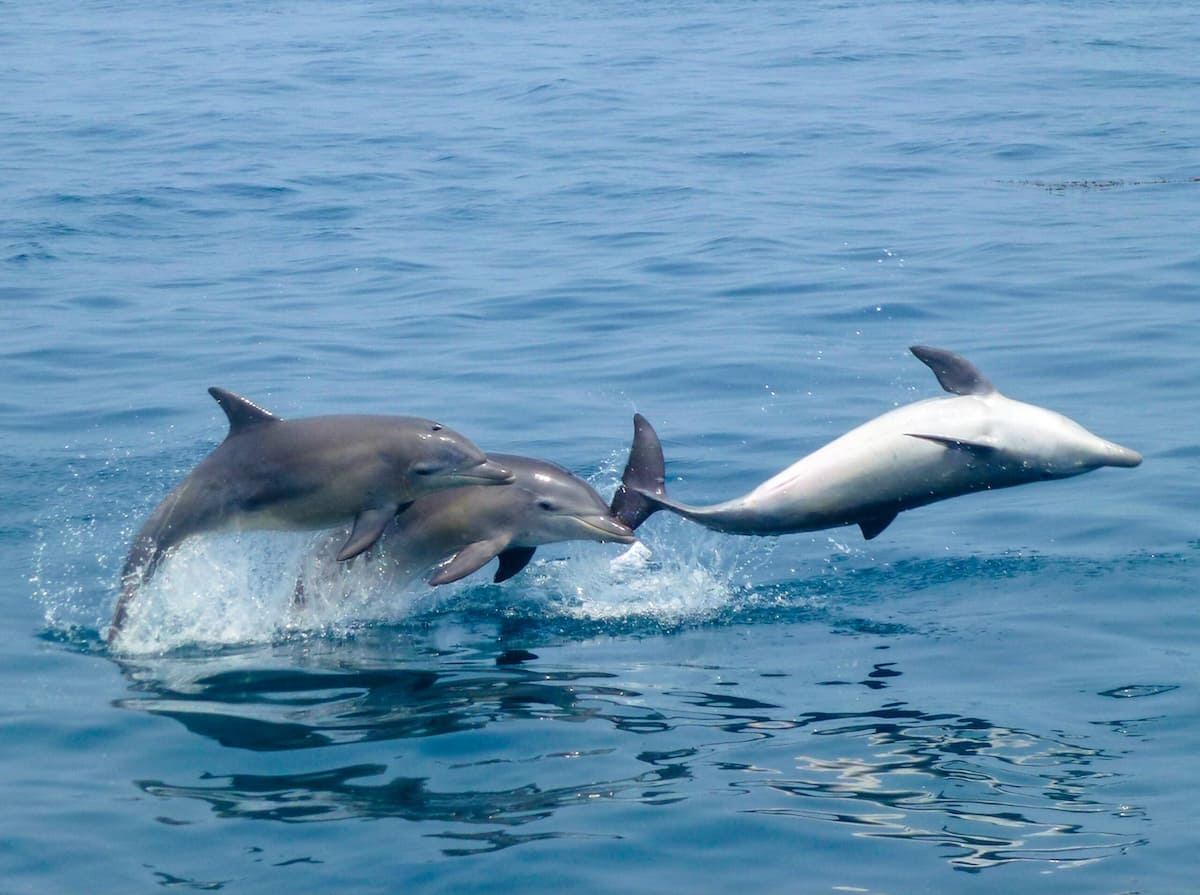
[611,345,1142,537]
[295,453,636,595]
[110,388,514,639]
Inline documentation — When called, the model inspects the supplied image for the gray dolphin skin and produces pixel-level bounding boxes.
[612,346,1142,538]
[296,453,635,594]
[110,388,514,639]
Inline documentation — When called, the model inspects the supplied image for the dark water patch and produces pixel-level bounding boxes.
[817,302,939,323]
[1098,684,1179,700]
[212,182,300,202]
[273,204,358,224]
[60,292,133,310]
[719,279,829,300]
[1089,715,1167,739]
[582,229,667,249]
[1005,176,1200,192]
[5,245,57,264]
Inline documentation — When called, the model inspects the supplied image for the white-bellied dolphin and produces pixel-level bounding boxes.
[110,388,514,639]
[295,452,636,596]
[612,345,1142,537]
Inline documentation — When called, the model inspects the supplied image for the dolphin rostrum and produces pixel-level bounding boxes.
[611,345,1142,537]
[110,388,514,639]
[295,452,636,596]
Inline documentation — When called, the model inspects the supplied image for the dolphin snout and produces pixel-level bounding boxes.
[1104,442,1143,468]
[578,515,637,544]
[461,458,517,484]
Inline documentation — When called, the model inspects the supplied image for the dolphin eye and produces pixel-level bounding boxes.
[413,462,440,477]
[536,499,559,512]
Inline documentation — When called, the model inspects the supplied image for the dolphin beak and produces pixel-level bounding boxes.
[460,458,516,484]
[1102,441,1143,468]
[446,455,511,484]
[577,515,637,544]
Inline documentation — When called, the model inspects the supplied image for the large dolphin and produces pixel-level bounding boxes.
[611,345,1142,537]
[295,452,636,596]
[110,388,514,639]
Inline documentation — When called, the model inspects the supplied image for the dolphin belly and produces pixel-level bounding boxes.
[736,431,986,532]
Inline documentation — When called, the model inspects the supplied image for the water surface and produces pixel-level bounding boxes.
[2,2,1197,893]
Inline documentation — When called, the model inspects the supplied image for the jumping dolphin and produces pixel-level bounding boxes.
[611,345,1142,537]
[295,453,636,596]
[110,388,514,639]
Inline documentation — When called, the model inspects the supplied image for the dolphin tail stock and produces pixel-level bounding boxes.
[610,413,671,530]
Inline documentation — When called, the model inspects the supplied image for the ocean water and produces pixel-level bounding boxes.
[2,1,1197,892]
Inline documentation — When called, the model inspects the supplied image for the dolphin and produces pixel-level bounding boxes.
[294,453,636,595]
[611,345,1142,537]
[110,388,514,639]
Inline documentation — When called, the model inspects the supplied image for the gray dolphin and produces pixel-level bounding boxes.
[110,388,514,639]
[296,452,636,595]
[612,345,1142,537]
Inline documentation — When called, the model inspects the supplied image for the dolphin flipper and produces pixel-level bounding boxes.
[858,513,898,540]
[905,433,999,456]
[336,506,401,561]
[611,413,668,530]
[429,537,509,586]
[910,346,996,396]
[494,546,537,583]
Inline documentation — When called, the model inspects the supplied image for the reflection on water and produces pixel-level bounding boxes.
[111,634,1146,869]
[742,706,1143,872]
[140,762,690,856]
[117,657,673,749]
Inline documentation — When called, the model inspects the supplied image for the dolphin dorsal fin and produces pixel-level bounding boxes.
[208,387,281,435]
[910,346,996,396]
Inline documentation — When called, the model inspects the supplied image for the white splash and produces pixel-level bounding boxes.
[522,517,777,624]
[40,447,784,655]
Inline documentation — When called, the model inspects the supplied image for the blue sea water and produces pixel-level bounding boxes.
[2,1,1198,892]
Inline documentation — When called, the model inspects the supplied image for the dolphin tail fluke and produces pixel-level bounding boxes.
[611,413,669,530]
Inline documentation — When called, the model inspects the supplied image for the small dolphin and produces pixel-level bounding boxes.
[612,345,1142,537]
[295,453,636,594]
[110,388,514,639]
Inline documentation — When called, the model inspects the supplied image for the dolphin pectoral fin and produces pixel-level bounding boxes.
[493,546,537,583]
[909,346,996,396]
[858,512,898,540]
[905,433,999,456]
[429,538,508,586]
[336,507,398,561]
